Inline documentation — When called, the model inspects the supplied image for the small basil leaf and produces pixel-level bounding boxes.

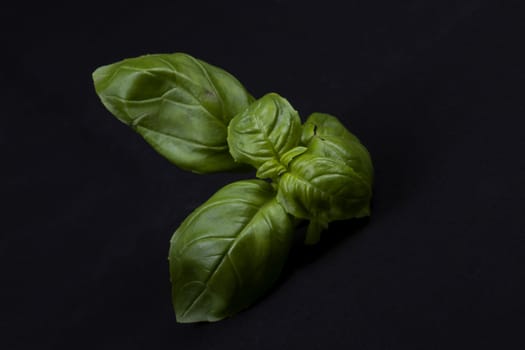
[227,93,302,178]
[301,112,374,184]
[277,118,373,244]
[277,152,372,222]
[255,159,287,179]
[169,180,294,323]
[255,146,307,179]
[93,53,253,173]
[301,112,360,144]
[280,146,308,167]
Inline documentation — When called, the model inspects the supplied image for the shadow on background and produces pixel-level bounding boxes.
[274,217,370,289]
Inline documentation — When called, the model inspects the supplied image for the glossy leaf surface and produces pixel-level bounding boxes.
[169,180,294,322]
[301,113,374,181]
[277,113,373,244]
[93,53,253,173]
[301,112,361,144]
[227,93,302,179]
[277,152,372,221]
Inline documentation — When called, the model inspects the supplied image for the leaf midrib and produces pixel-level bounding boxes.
[179,198,274,320]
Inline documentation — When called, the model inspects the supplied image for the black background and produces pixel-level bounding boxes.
[3,0,525,349]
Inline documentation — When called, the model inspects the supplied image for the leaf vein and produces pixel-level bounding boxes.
[179,199,274,319]
[136,125,228,151]
[186,55,226,122]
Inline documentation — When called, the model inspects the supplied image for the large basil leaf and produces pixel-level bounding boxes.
[93,53,253,173]
[277,113,373,244]
[227,93,304,179]
[169,180,294,323]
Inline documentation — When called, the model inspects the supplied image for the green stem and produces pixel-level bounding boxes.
[305,220,325,245]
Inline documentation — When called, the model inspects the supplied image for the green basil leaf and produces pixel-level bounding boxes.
[280,146,308,167]
[301,113,373,182]
[169,180,294,323]
[277,153,372,220]
[255,158,287,179]
[227,93,302,179]
[277,114,373,244]
[93,53,253,173]
[301,112,361,144]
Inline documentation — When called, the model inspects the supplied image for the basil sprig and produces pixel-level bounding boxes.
[93,53,374,322]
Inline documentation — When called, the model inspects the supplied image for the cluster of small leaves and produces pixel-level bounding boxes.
[93,53,373,323]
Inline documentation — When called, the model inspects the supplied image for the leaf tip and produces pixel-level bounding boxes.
[92,64,114,94]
